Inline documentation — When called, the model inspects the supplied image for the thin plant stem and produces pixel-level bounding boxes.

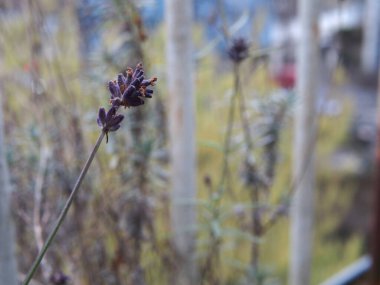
[235,63,253,150]
[250,184,261,274]
[218,77,238,193]
[233,62,261,275]
[23,131,106,285]
[202,64,240,285]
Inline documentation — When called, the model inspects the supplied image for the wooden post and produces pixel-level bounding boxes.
[165,0,197,284]
[371,62,380,285]
[290,0,319,284]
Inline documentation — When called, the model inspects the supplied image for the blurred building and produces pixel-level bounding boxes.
[138,0,378,79]
[268,0,380,85]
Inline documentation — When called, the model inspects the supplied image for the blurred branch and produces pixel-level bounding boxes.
[28,0,74,106]
[216,0,229,40]
[235,63,253,151]
[32,144,51,281]
[218,86,237,194]
[195,10,249,60]
[233,62,262,273]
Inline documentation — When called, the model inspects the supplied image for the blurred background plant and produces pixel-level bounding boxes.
[0,0,376,284]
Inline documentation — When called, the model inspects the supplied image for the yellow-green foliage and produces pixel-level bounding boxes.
[1,7,363,284]
[192,35,361,283]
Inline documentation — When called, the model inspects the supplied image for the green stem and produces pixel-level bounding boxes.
[23,131,105,285]
[218,73,238,192]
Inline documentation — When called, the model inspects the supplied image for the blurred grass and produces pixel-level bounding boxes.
[1,8,364,284]
[190,26,361,283]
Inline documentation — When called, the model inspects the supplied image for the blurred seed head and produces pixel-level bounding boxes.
[49,271,69,285]
[228,37,250,63]
[203,175,212,188]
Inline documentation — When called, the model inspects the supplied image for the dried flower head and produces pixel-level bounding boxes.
[49,272,69,285]
[97,106,124,143]
[97,63,157,143]
[228,37,250,63]
[203,175,212,188]
[108,63,157,108]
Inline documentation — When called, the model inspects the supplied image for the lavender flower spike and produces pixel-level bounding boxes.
[98,63,158,142]
[97,106,124,143]
[109,63,158,108]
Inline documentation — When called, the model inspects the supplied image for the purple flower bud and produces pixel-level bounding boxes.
[128,97,144,107]
[137,75,144,84]
[141,80,151,86]
[132,63,143,78]
[109,124,121,132]
[108,81,121,99]
[135,70,144,79]
[122,85,136,101]
[141,77,157,87]
[118,74,126,88]
[106,106,117,122]
[97,107,123,142]
[109,114,124,127]
[97,107,106,127]
[111,97,122,107]
[126,68,133,85]
[131,78,141,88]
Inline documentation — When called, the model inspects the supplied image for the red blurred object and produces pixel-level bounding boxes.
[274,63,296,89]
[23,60,39,73]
